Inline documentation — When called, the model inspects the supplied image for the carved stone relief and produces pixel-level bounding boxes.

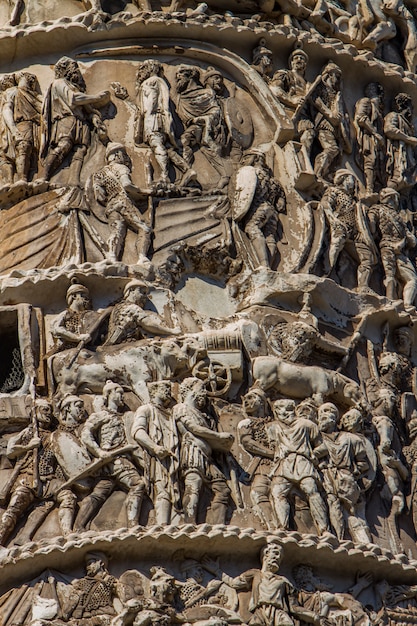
[1,0,417,623]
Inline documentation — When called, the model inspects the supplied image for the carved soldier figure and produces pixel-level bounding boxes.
[372,387,408,553]
[317,403,373,543]
[51,281,108,352]
[318,169,376,288]
[384,92,417,189]
[0,73,16,186]
[310,62,351,180]
[92,142,151,264]
[175,64,231,189]
[173,377,234,525]
[270,47,315,167]
[61,552,118,624]
[135,59,196,189]
[368,187,417,308]
[217,542,327,626]
[131,381,180,525]
[41,56,110,185]
[0,399,61,546]
[251,39,274,81]
[79,381,146,529]
[2,71,42,184]
[354,82,385,195]
[233,148,286,268]
[238,387,275,530]
[268,398,330,536]
[104,279,180,346]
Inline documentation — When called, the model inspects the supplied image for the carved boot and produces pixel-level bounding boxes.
[308,492,330,535]
[126,486,145,527]
[74,495,103,531]
[154,498,171,525]
[13,501,54,545]
[0,514,16,546]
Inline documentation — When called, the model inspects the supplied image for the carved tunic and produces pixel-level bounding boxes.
[267,418,320,482]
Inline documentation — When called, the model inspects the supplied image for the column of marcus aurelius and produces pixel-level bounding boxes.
[2,0,417,623]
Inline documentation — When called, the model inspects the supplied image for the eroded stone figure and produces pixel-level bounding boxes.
[175,64,231,190]
[238,387,275,530]
[92,142,151,263]
[310,62,351,180]
[2,71,42,184]
[368,187,417,308]
[104,279,180,346]
[232,148,286,269]
[41,56,110,185]
[79,381,145,529]
[131,381,180,525]
[268,398,330,536]
[0,73,17,186]
[173,377,234,524]
[384,92,417,189]
[317,403,373,543]
[318,168,376,288]
[135,59,196,190]
[0,399,60,546]
[354,82,386,195]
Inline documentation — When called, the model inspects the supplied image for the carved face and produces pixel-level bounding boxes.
[176,67,198,93]
[290,53,307,73]
[206,73,223,94]
[243,390,264,416]
[324,68,341,91]
[342,174,356,194]
[107,385,124,410]
[36,401,53,428]
[60,399,84,429]
[273,399,295,424]
[126,286,147,306]
[262,544,282,572]
[68,290,91,312]
[318,403,338,432]
[152,382,172,406]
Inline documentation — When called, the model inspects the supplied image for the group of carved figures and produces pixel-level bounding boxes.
[1,277,417,561]
[3,544,416,626]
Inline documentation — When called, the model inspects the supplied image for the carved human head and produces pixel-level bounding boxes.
[123,279,148,304]
[394,92,412,113]
[85,551,109,575]
[105,142,130,166]
[242,387,268,417]
[54,57,83,89]
[365,81,384,100]
[136,59,163,86]
[318,402,339,432]
[289,47,308,72]
[149,381,172,406]
[180,558,204,582]
[203,66,224,94]
[59,395,85,429]
[379,187,400,210]
[66,280,91,310]
[0,73,16,91]
[394,326,413,357]
[103,380,124,409]
[260,541,283,572]
[333,169,356,194]
[176,65,201,92]
[295,398,318,422]
[321,61,341,89]
[179,377,206,407]
[339,407,363,433]
[252,38,273,75]
[16,71,37,91]
[33,399,53,428]
[272,398,295,423]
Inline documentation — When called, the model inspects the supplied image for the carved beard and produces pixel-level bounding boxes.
[177,76,192,93]
[67,67,86,93]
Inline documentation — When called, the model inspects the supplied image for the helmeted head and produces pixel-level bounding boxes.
[394,92,412,113]
[59,395,85,429]
[289,46,308,72]
[273,398,296,424]
[33,399,53,429]
[252,38,273,75]
[123,279,149,304]
[318,402,339,432]
[203,66,224,94]
[379,187,400,209]
[103,380,124,409]
[242,387,268,418]
[66,280,91,310]
[394,326,413,357]
[339,407,363,433]
[333,169,356,194]
[85,551,109,576]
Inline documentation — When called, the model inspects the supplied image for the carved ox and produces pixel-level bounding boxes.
[51,338,198,401]
[252,356,365,407]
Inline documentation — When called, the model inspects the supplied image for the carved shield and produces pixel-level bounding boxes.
[50,431,91,480]
[225,97,254,149]
[232,165,257,221]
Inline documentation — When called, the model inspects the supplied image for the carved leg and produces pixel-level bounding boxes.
[125,483,146,527]
[13,500,54,545]
[107,216,127,262]
[301,477,330,535]
[397,257,417,308]
[183,470,202,523]
[270,477,292,529]
[68,144,87,187]
[0,485,34,546]
[250,474,276,530]
[43,138,73,181]
[74,479,113,530]
[210,478,231,525]
[57,489,77,536]
[314,129,340,180]
[327,494,344,539]
[154,497,172,525]
[15,140,32,183]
